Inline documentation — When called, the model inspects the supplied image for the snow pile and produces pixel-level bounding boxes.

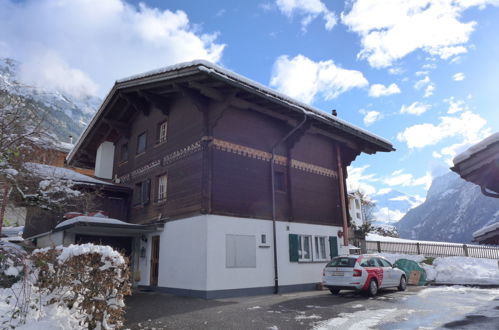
[0,282,85,329]
[433,256,499,285]
[375,253,499,285]
[55,243,126,270]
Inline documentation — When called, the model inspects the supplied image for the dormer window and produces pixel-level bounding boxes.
[158,121,168,144]
[137,132,147,154]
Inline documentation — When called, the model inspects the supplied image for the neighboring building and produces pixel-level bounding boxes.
[31,60,393,298]
[452,132,499,245]
[348,192,364,227]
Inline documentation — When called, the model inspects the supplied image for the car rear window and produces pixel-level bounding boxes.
[326,257,357,268]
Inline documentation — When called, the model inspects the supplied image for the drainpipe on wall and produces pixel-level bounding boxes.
[336,144,349,247]
[271,112,307,294]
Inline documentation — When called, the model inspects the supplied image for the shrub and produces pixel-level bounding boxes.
[32,244,131,329]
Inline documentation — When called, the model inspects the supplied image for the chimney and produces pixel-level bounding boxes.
[332,109,337,116]
[69,135,73,144]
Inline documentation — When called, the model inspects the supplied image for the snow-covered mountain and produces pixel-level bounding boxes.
[0,58,100,142]
[396,171,499,243]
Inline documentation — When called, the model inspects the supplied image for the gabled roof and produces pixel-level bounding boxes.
[67,60,394,167]
[452,132,499,197]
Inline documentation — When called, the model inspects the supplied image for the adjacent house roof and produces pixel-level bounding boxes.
[67,60,394,168]
[451,132,499,197]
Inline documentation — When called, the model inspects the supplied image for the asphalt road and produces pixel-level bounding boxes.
[124,286,499,330]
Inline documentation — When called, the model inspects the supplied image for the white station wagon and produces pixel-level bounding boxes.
[322,255,407,296]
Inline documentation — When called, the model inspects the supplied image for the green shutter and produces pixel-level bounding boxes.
[329,236,338,259]
[289,234,299,262]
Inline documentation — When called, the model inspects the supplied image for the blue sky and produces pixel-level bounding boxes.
[1,0,498,221]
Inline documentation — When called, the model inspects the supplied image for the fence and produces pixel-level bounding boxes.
[366,240,499,259]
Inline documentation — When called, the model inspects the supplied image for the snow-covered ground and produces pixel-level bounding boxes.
[314,286,499,330]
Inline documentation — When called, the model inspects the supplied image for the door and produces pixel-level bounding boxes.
[150,236,160,286]
[376,258,394,287]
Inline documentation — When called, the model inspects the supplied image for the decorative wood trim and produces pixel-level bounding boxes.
[212,138,338,179]
[162,141,202,166]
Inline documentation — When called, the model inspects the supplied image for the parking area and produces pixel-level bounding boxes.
[125,286,499,329]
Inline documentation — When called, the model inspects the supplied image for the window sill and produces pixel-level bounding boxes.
[118,160,128,167]
[154,141,168,148]
[135,151,146,158]
[155,199,168,205]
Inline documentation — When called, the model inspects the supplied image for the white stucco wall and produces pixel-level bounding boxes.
[146,214,348,292]
[95,141,115,179]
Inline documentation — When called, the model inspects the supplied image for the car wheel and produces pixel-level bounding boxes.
[367,279,378,297]
[329,288,340,294]
[398,276,407,291]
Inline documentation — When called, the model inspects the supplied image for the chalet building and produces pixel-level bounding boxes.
[50,60,394,298]
[348,192,364,227]
[452,132,499,245]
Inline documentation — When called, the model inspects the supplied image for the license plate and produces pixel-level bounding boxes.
[331,271,343,276]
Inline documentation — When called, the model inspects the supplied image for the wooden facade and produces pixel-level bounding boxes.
[68,61,393,229]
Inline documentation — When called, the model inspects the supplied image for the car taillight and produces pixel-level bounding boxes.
[353,269,362,277]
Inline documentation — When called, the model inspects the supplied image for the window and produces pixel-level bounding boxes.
[326,257,357,268]
[137,132,147,154]
[314,236,328,261]
[261,234,267,244]
[298,235,312,261]
[120,143,129,162]
[356,212,361,220]
[274,171,286,192]
[226,234,256,268]
[157,120,168,144]
[355,199,361,209]
[134,179,150,205]
[377,258,392,268]
[157,174,167,201]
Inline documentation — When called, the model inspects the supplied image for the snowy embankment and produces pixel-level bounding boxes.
[377,253,499,285]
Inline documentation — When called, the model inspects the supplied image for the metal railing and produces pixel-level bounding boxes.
[366,240,499,259]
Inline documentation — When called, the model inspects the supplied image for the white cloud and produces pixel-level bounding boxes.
[424,84,435,98]
[341,0,499,68]
[376,188,392,196]
[275,0,336,31]
[0,0,225,98]
[397,111,489,149]
[363,110,382,126]
[432,151,442,158]
[383,170,432,190]
[346,165,378,196]
[446,96,468,114]
[415,70,429,76]
[368,83,400,97]
[270,54,368,104]
[388,67,404,75]
[374,207,406,223]
[453,72,466,81]
[414,76,430,90]
[400,102,430,115]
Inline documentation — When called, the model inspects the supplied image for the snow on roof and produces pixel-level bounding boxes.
[453,132,499,164]
[472,221,499,238]
[120,60,393,147]
[55,216,137,229]
[26,162,112,185]
[68,60,393,165]
[1,226,23,237]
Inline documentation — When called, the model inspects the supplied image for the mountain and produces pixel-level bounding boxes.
[396,171,499,243]
[0,58,100,143]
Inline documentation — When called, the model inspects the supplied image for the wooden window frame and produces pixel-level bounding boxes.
[298,234,312,262]
[136,131,147,155]
[313,236,328,261]
[120,142,129,162]
[157,174,168,202]
[157,120,168,145]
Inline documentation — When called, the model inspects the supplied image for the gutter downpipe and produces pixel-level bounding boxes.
[271,111,307,294]
[336,144,349,247]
